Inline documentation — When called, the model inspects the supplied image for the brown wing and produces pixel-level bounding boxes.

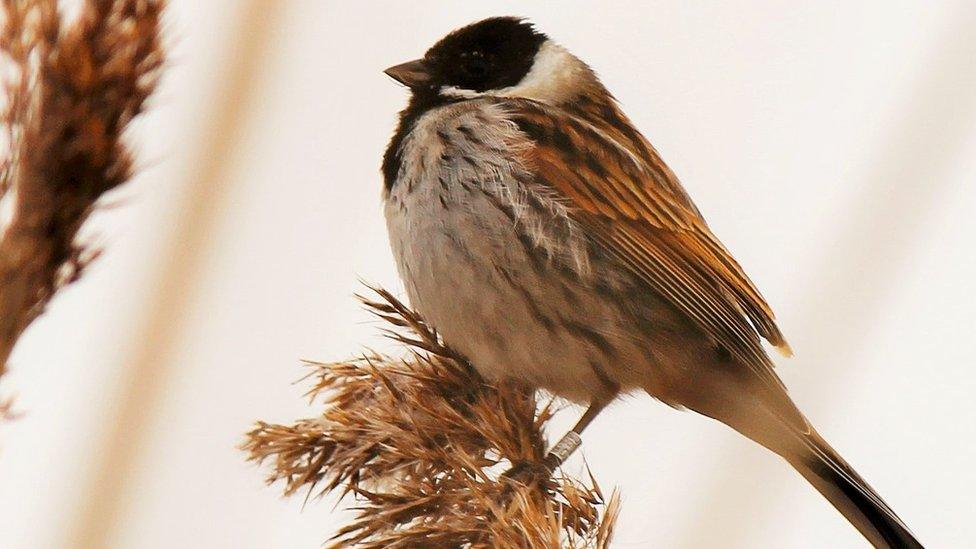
[500,98,791,387]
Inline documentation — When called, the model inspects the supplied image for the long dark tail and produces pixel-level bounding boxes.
[787,431,922,548]
[676,376,923,548]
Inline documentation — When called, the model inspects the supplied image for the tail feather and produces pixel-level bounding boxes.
[789,433,922,549]
[677,380,923,548]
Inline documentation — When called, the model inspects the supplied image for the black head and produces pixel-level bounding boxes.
[382,18,550,192]
[385,17,547,96]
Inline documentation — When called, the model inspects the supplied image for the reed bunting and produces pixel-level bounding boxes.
[382,17,920,548]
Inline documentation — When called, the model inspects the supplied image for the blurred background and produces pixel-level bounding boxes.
[1,1,974,547]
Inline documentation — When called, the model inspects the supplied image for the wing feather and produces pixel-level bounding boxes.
[499,98,790,386]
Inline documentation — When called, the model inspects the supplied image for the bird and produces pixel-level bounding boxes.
[381,16,921,548]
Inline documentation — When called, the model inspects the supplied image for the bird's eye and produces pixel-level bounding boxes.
[464,58,488,78]
[459,52,490,80]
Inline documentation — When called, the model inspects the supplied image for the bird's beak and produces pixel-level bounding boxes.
[384,59,431,88]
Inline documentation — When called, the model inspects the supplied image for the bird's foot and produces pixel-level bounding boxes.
[500,460,552,487]
[501,431,583,485]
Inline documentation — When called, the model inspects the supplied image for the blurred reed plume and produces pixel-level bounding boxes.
[0,0,164,390]
[244,287,620,548]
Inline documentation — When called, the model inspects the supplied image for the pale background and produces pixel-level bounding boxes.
[2,1,975,547]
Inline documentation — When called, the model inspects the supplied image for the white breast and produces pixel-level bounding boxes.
[383,99,650,401]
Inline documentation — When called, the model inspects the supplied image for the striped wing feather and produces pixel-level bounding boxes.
[503,98,791,386]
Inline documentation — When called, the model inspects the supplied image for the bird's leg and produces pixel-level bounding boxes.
[542,397,609,470]
[502,397,610,483]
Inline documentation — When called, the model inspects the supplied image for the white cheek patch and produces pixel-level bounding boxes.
[439,86,483,99]
[439,40,585,104]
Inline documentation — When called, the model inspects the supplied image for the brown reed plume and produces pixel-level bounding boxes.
[244,287,620,548]
[0,0,164,392]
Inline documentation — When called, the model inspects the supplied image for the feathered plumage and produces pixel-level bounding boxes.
[382,16,922,548]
